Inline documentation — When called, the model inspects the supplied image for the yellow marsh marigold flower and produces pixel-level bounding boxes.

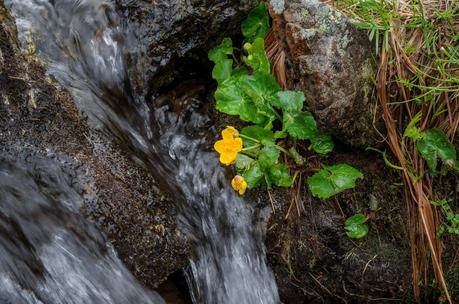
[221,126,239,139]
[214,126,243,165]
[231,175,248,195]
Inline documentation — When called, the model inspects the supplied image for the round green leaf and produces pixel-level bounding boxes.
[310,133,334,155]
[214,77,267,125]
[259,146,280,168]
[283,111,317,140]
[345,213,367,226]
[268,163,293,187]
[243,37,270,73]
[236,154,255,171]
[241,2,270,41]
[243,162,264,189]
[307,164,364,199]
[212,59,233,84]
[241,125,275,146]
[208,38,233,63]
[271,91,305,113]
[416,128,457,174]
[345,222,368,239]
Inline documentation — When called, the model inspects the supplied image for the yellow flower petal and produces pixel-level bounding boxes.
[230,137,243,152]
[214,134,242,166]
[222,126,239,140]
[231,175,248,195]
[214,139,226,154]
[220,151,237,165]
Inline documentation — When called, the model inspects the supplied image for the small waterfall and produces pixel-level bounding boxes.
[0,153,165,304]
[4,0,280,303]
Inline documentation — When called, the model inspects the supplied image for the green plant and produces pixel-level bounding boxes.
[330,0,458,300]
[404,119,458,175]
[344,213,369,239]
[307,164,364,199]
[431,199,459,237]
[210,1,362,198]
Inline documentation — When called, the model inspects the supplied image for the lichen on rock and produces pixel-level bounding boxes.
[269,0,383,148]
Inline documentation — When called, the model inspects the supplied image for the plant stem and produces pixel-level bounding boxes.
[241,151,257,158]
[242,144,260,151]
[292,171,299,184]
[239,134,260,143]
[275,144,291,156]
[267,104,282,121]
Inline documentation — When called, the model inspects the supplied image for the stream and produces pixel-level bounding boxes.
[2,0,279,303]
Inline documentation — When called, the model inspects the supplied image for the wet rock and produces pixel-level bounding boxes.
[0,0,190,289]
[268,0,382,148]
[115,0,259,93]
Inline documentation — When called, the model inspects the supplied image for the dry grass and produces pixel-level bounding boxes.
[267,0,458,301]
[265,30,287,90]
[329,0,458,302]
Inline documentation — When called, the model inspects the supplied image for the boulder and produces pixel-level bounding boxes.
[268,0,382,148]
[115,0,259,93]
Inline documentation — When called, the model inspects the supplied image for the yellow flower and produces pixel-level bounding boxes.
[214,126,243,165]
[221,126,239,139]
[231,175,248,195]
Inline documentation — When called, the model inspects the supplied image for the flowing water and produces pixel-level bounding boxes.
[3,0,280,303]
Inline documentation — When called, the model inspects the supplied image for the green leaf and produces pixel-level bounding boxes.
[310,133,334,155]
[271,91,305,113]
[345,213,369,239]
[436,225,446,238]
[345,213,367,225]
[240,71,281,109]
[243,38,270,73]
[307,164,364,199]
[208,38,233,63]
[241,125,275,146]
[214,77,267,124]
[283,111,317,140]
[274,130,287,139]
[404,112,424,141]
[232,66,248,77]
[404,126,425,141]
[243,162,264,188]
[212,59,233,84]
[259,146,280,168]
[236,154,254,171]
[237,72,281,123]
[268,163,293,187]
[241,2,270,41]
[416,128,457,174]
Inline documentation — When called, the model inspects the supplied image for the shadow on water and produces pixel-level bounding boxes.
[3,0,280,303]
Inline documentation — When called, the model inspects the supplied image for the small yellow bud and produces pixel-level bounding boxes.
[232,175,248,195]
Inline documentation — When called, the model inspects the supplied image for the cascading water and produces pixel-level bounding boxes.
[0,153,165,304]
[3,0,280,303]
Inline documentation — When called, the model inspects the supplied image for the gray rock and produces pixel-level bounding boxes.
[270,0,382,148]
[115,0,259,93]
